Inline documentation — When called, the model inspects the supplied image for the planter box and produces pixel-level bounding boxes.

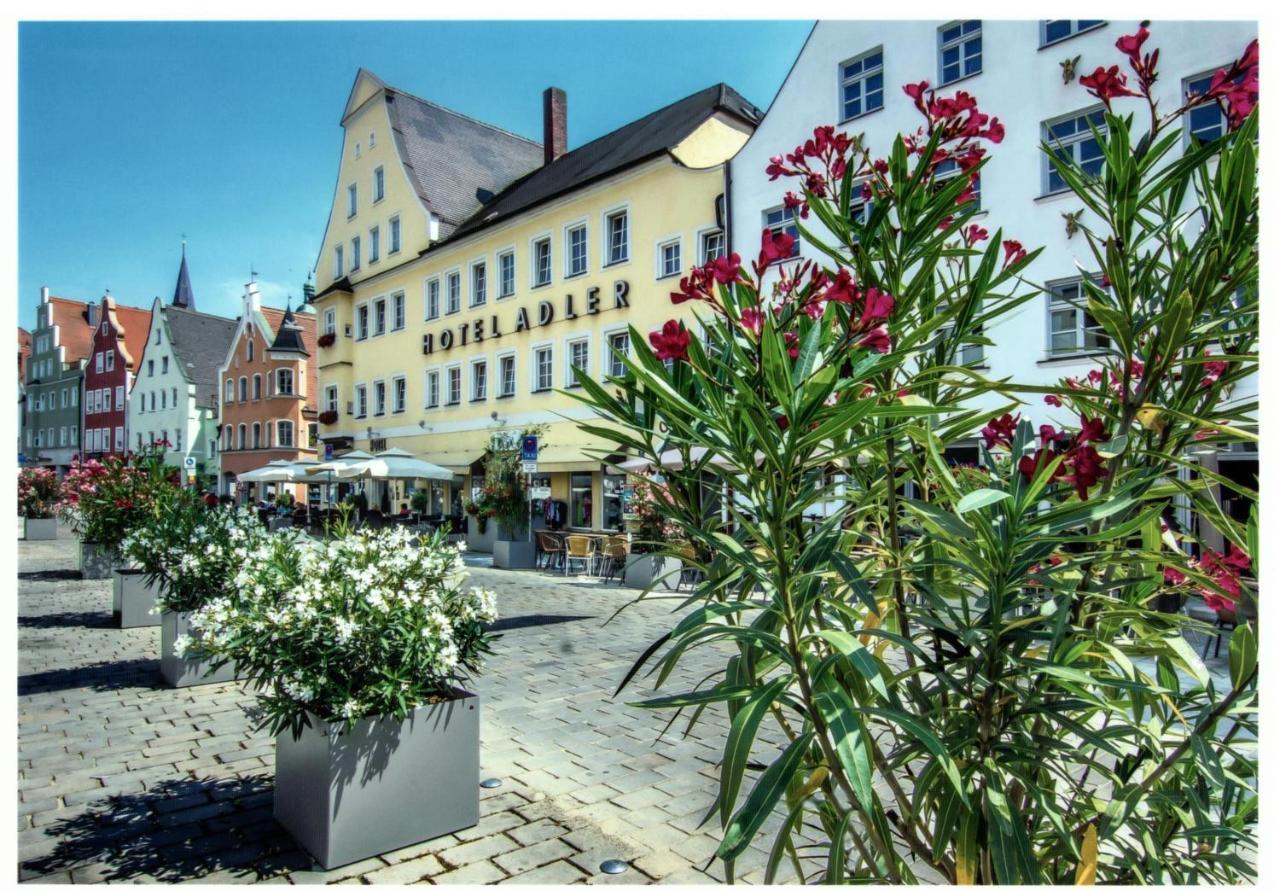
[624,554,682,590]
[79,541,116,580]
[22,517,58,541]
[269,516,294,533]
[465,517,495,554]
[275,693,480,869]
[112,570,162,628]
[160,611,239,688]
[493,538,536,570]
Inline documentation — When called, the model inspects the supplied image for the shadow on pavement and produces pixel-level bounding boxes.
[487,613,595,633]
[20,775,310,882]
[18,659,164,695]
[19,611,115,630]
[18,569,84,582]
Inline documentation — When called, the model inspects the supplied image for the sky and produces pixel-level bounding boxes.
[17,19,813,331]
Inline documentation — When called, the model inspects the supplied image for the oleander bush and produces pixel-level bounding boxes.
[572,24,1257,884]
[18,467,60,519]
[57,445,179,552]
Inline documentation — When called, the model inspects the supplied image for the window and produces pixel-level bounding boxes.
[498,250,516,298]
[324,308,336,336]
[59,427,66,447]
[1040,20,1105,46]
[607,331,630,378]
[351,236,361,271]
[70,425,77,446]
[116,386,124,407]
[1047,277,1110,355]
[333,244,344,279]
[533,237,552,287]
[172,428,180,453]
[1186,72,1230,143]
[276,369,294,395]
[392,291,405,330]
[95,353,103,373]
[499,354,516,397]
[347,183,357,218]
[149,392,156,411]
[252,422,262,449]
[567,224,588,276]
[392,376,406,413]
[162,356,169,374]
[247,338,254,362]
[277,420,294,448]
[567,339,589,386]
[253,374,262,400]
[148,359,155,377]
[447,272,461,314]
[934,158,981,210]
[533,346,553,392]
[238,424,246,449]
[369,226,380,263]
[426,369,440,408]
[426,278,440,320]
[658,238,682,278]
[471,360,488,401]
[225,379,235,403]
[355,384,368,418]
[374,298,386,336]
[104,389,112,412]
[373,380,386,415]
[570,472,593,528]
[603,474,624,531]
[840,48,884,120]
[353,142,361,159]
[939,20,982,85]
[368,131,375,148]
[373,166,384,203]
[356,304,370,340]
[605,210,629,264]
[153,328,160,346]
[471,261,487,306]
[389,216,401,253]
[763,206,800,261]
[700,230,725,263]
[1044,108,1107,194]
[325,385,338,414]
[106,350,114,371]
[446,366,462,405]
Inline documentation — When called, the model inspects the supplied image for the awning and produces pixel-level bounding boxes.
[431,449,486,475]
[531,444,614,473]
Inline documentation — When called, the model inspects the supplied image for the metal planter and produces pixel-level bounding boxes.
[112,570,162,628]
[493,538,536,569]
[22,517,58,541]
[274,693,480,869]
[623,553,680,590]
[466,516,495,554]
[160,610,239,687]
[78,540,116,579]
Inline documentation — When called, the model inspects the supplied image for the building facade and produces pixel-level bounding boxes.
[18,327,32,460]
[217,281,318,501]
[311,71,758,534]
[729,19,1257,536]
[80,296,151,458]
[128,251,238,481]
[22,289,98,474]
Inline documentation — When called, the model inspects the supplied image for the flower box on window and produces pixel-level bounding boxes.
[317,332,337,348]
[318,410,339,425]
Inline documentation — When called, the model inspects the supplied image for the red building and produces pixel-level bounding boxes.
[81,295,151,457]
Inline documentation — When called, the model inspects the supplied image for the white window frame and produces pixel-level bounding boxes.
[324,384,338,414]
[424,367,441,409]
[373,296,387,337]
[323,307,336,336]
[938,20,982,86]
[1042,106,1107,196]
[445,364,462,406]
[392,375,407,413]
[446,269,462,315]
[530,234,553,288]
[603,205,630,266]
[565,335,591,388]
[1046,275,1110,357]
[225,379,235,403]
[391,291,405,331]
[470,357,488,402]
[531,343,554,393]
[350,235,362,271]
[697,227,725,264]
[373,379,387,416]
[1039,20,1106,47]
[354,383,368,418]
[389,215,401,254]
[762,206,800,262]
[333,244,344,279]
[656,234,683,279]
[276,368,295,396]
[839,46,885,122]
[470,258,488,307]
[496,350,517,398]
[369,225,380,264]
[603,326,631,379]
[355,302,370,340]
[497,248,516,299]
[373,165,385,203]
[347,183,357,218]
[565,220,589,278]
[277,420,295,448]
[1184,68,1231,146]
[425,277,441,320]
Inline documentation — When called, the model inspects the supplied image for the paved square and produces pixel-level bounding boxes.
[17,528,799,884]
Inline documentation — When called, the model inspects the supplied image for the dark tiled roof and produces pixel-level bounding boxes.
[172,250,195,309]
[450,83,761,240]
[270,306,308,355]
[385,87,544,238]
[165,306,238,408]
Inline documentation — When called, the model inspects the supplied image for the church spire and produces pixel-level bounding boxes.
[172,241,195,309]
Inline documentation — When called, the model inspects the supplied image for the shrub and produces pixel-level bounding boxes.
[18,467,59,519]
[57,446,180,553]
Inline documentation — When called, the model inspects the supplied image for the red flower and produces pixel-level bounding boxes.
[857,287,894,330]
[964,224,989,245]
[711,253,742,286]
[857,327,891,354]
[758,227,796,268]
[1062,444,1109,500]
[1079,65,1141,108]
[783,191,810,220]
[739,307,764,336]
[783,331,800,360]
[1115,25,1150,63]
[981,413,1019,450]
[1076,415,1111,446]
[1044,394,1063,407]
[649,320,691,363]
[1018,448,1063,483]
[1163,566,1187,586]
[1002,239,1026,268]
[823,268,858,305]
[1201,353,1229,388]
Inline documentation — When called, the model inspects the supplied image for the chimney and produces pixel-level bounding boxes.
[542,87,567,165]
[244,280,261,314]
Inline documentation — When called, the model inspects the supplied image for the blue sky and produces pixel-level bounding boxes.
[18,20,813,330]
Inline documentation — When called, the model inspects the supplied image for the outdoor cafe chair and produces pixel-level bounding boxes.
[599,535,629,582]
[563,534,595,576]
[537,531,564,572]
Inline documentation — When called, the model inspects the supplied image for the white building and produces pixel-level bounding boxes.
[127,251,237,481]
[730,19,1256,535]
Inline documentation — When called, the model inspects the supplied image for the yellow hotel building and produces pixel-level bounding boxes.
[311,70,759,536]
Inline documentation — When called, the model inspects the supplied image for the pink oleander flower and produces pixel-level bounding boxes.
[649,320,691,363]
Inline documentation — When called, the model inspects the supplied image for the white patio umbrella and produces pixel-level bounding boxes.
[235,460,295,483]
[278,458,322,483]
[329,447,453,482]
[304,449,375,476]
[618,447,753,474]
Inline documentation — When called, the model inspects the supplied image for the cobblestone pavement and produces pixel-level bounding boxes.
[17,528,801,885]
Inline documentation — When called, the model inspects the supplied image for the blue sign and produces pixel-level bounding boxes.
[324,443,334,461]
[521,435,538,462]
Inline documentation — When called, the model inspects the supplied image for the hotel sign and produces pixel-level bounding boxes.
[422,280,630,356]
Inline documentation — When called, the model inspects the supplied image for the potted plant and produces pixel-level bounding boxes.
[123,488,271,686]
[463,498,495,553]
[18,467,60,541]
[317,331,337,348]
[621,477,681,589]
[318,409,339,425]
[189,523,497,869]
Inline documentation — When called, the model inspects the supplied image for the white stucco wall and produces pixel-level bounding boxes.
[730,19,1257,432]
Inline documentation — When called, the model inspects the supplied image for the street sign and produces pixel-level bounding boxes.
[521,435,539,462]
[531,486,552,500]
[521,460,538,475]
[324,443,334,461]
[183,456,197,469]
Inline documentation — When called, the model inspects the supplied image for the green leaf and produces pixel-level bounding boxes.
[718,730,814,862]
[720,678,790,826]
[956,488,1012,514]
[815,690,876,811]
[1228,623,1257,691]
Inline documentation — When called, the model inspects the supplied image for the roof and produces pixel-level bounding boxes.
[383,84,545,237]
[109,301,155,370]
[45,297,97,366]
[449,83,761,240]
[172,248,195,309]
[261,305,318,410]
[165,306,238,408]
[270,306,308,355]
[18,327,31,377]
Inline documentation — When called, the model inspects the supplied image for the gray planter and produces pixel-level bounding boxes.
[465,517,495,554]
[22,517,58,541]
[112,570,162,628]
[493,538,536,569]
[275,693,480,869]
[624,553,681,590]
[79,540,116,580]
[160,610,239,687]
[269,515,294,533]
